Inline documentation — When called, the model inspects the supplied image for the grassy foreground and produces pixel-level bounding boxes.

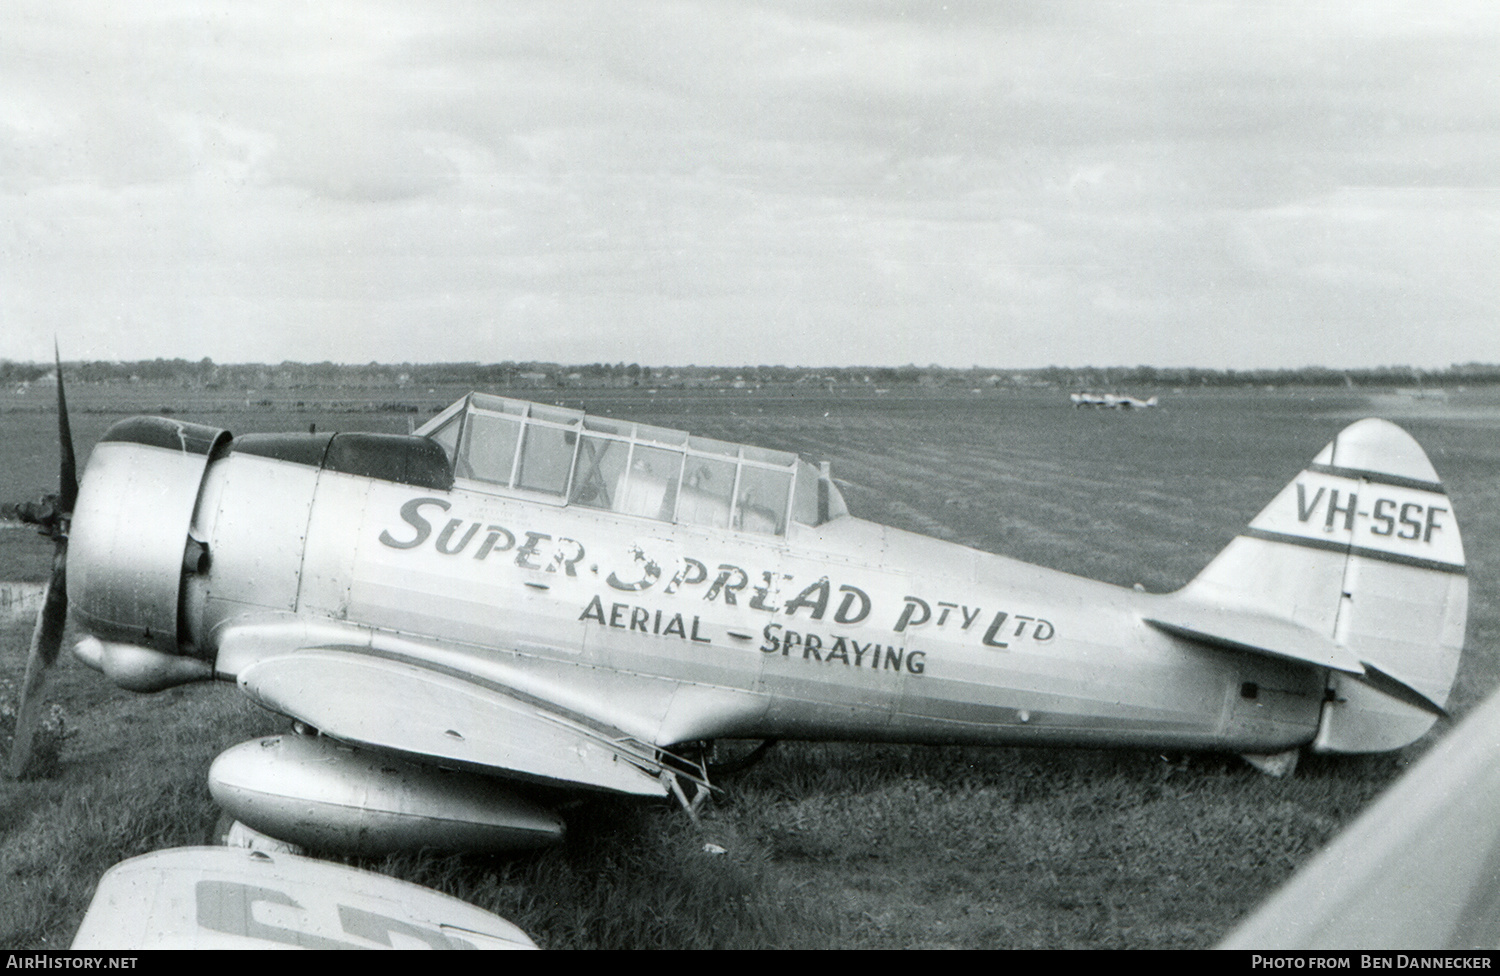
[0,628,1400,949]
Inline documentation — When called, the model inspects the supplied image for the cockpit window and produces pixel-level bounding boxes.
[734,464,792,535]
[456,410,521,484]
[426,411,463,464]
[570,434,630,510]
[514,423,575,494]
[439,396,575,496]
[418,393,847,533]
[678,455,736,529]
[792,460,848,526]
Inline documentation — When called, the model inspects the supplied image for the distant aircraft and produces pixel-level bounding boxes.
[6,361,1467,856]
[1071,392,1159,408]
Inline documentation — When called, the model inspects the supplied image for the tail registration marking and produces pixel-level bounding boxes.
[1248,470,1464,573]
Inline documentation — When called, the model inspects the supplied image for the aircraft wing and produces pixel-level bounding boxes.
[1220,686,1500,949]
[71,846,536,949]
[215,620,685,799]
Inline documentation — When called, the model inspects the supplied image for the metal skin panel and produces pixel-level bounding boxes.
[208,735,566,854]
[67,440,216,653]
[295,468,370,619]
[190,453,321,626]
[71,846,536,949]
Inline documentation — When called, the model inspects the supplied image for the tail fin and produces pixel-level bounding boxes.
[1174,418,1467,753]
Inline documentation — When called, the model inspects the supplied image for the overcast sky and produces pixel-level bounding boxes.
[2,1,1496,369]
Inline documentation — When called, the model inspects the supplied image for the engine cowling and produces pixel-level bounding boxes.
[67,417,229,655]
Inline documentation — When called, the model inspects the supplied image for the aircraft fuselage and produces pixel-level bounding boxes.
[181,450,1321,757]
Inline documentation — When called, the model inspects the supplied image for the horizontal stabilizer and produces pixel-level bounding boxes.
[1356,661,1448,719]
[1144,601,1365,675]
[1145,601,1448,718]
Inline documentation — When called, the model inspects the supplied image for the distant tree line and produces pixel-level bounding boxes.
[3,358,1498,389]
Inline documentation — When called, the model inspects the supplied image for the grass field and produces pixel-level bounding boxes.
[3,382,1498,948]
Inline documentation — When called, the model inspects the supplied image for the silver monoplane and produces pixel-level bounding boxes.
[9,369,1467,855]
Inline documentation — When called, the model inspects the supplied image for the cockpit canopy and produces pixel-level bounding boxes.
[417,393,847,536]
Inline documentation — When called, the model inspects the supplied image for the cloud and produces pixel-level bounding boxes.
[1,0,1496,367]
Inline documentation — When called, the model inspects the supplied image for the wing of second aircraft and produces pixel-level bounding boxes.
[1221,685,1500,949]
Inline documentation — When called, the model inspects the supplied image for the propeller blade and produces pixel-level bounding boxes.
[7,348,80,778]
[55,343,78,514]
[7,549,68,778]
